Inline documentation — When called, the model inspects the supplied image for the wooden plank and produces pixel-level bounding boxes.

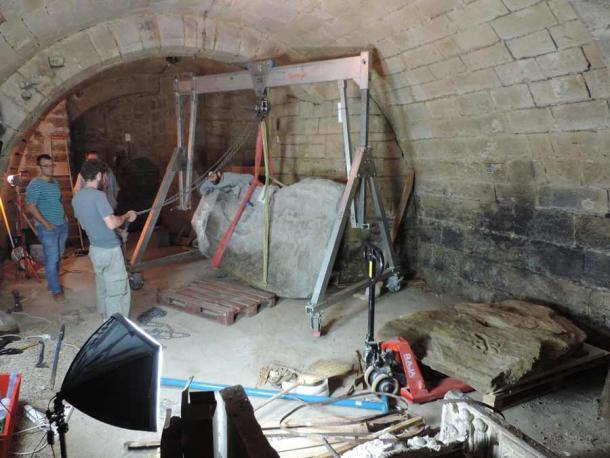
[243,303,261,317]
[483,343,610,409]
[200,279,275,301]
[186,284,257,308]
[524,343,608,381]
[195,280,275,300]
[600,367,610,420]
[160,289,240,315]
[390,169,414,243]
[220,386,280,458]
[157,278,273,326]
[180,287,244,311]
[191,281,276,310]
[161,296,236,326]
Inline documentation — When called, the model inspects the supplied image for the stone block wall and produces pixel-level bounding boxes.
[268,85,411,282]
[269,85,409,190]
[368,1,610,334]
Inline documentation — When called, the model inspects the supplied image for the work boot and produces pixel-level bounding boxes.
[52,292,66,303]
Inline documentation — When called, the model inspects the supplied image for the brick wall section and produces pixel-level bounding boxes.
[15,101,80,243]
[365,1,610,333]
[68,76,258,235]
[69,77,257,172]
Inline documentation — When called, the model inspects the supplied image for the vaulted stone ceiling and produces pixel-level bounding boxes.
[0,0,608,156]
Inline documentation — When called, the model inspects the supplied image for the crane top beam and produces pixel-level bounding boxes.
[176,51,370,94]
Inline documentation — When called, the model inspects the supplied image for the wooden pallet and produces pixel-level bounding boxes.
[482,343,610,409]
[157,279,276,325]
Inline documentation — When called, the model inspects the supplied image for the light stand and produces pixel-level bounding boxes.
[41,314,162,458]
[46,396,69,458]
[4,172,40,281]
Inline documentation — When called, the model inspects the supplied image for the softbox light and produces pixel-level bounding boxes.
[59,314,162,432]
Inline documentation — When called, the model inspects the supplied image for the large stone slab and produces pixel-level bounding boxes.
[378,300,586,392]
[192,174,344,298]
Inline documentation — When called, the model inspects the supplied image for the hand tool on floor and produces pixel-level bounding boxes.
[0,335,22,356]
[8,290,23,313]
[49,324,65,390]
[0,347,22,356]
[0,336,20,350]
[36,339,48,368]
[255,359,353,412]
[361,243,472,403]
[137,306,167,325]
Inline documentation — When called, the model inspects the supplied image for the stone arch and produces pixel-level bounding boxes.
[0,11,285,168]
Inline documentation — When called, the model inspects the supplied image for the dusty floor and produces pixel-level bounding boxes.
[1,247,609,457]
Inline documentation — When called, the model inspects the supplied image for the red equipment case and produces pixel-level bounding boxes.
[0,372,22,458]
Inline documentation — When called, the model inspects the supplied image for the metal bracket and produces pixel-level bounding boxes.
[247,60,274,98]
[175,147,186,172]
[309,311,322,336]
[248,60,273,118]
[254,97,271,118]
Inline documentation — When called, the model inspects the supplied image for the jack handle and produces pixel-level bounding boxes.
[363,242,385,345]
[363,242,385,284]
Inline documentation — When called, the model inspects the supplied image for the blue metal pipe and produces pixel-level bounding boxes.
[161,377,389,412]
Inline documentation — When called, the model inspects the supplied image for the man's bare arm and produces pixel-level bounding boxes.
[103,210,137,230]
[73,174,83,193]
[27,203,53,230]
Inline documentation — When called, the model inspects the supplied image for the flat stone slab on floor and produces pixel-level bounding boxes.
[378,300,587,393]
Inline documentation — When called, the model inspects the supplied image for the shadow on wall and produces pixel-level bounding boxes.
[413,160,610,340]
[115,157,159,232]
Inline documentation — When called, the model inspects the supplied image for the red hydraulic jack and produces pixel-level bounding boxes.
[362,242,472,404]
[380,336,472,403]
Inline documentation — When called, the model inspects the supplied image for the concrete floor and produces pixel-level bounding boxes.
[1,248,609,457]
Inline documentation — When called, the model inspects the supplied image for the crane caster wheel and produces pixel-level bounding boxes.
[386,274,402,293]
[129,272,144,290]
[364,365,376,388]
[309,312,322,337]
[371,372,399,395]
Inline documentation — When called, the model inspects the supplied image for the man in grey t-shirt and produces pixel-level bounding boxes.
[72,159,137,319]
[74,151,120,209]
